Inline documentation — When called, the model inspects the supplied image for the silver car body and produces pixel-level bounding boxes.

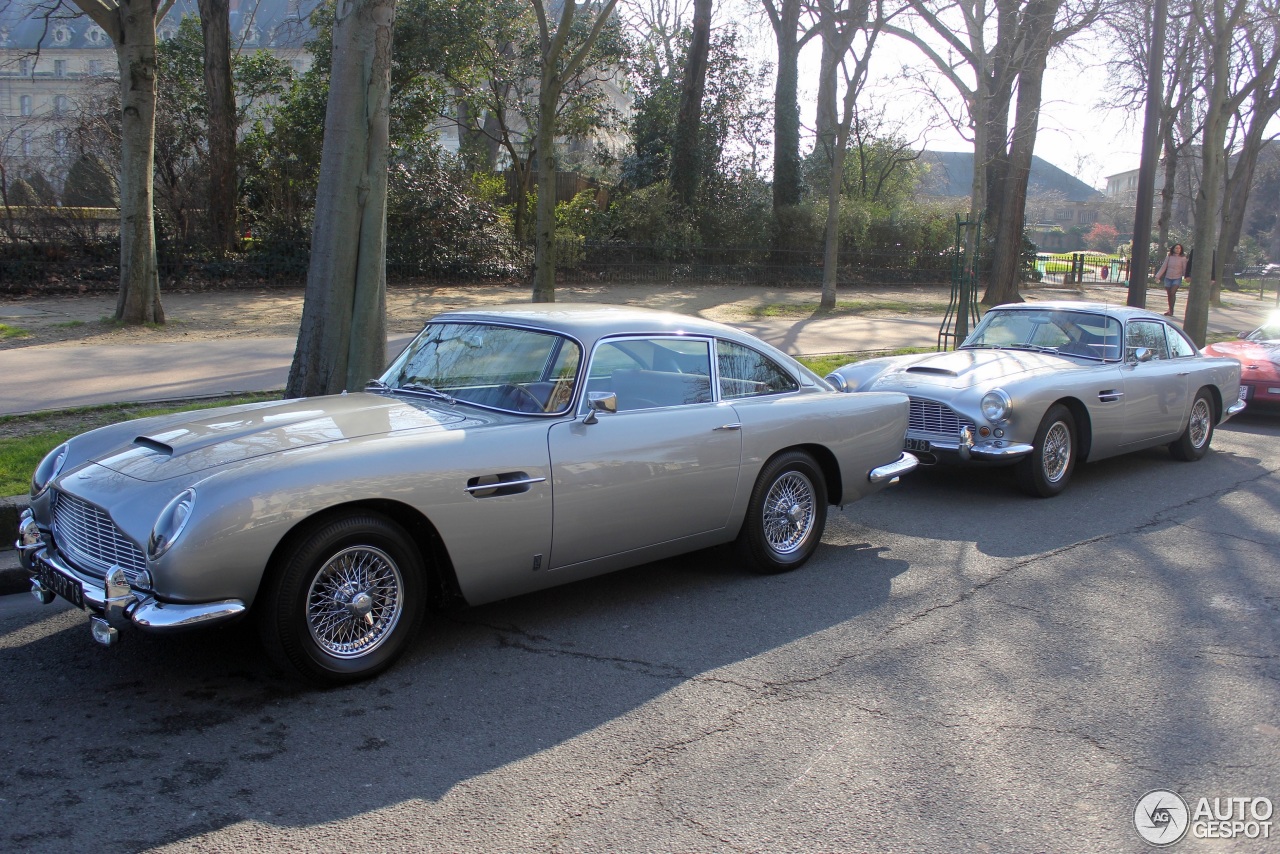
[18,304,914,648]
[827,301,1244,468]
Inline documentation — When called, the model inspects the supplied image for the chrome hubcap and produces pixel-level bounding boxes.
[763,472,816,555]
[1042,421,1072,483]
[1189,399,1211,448]
[307,546,404,659]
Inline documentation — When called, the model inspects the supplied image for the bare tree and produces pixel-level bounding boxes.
[1213,2,1280,301]
[886,0,1103,305]
[529,0,621,303]
[287,0,397,396]
[1183,0,1253,346]
[813,0,884,309]
[23,0,176,323]
[761,0,817,210]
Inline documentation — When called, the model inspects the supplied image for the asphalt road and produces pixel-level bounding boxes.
[1,414,1277,853]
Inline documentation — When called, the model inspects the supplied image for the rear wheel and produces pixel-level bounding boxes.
[734,451,828,574]
[1015,404,1077,498]
[1169,389,1215,461]
[258,511,426,685]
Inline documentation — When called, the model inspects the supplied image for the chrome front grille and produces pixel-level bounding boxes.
[52,491,146,581]
[908,397,976,440]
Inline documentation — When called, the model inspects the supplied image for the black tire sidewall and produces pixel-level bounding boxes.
[736,451,828,574]
[259,512,426,685]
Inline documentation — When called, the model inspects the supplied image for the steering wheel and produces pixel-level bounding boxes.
[497,383,544,413]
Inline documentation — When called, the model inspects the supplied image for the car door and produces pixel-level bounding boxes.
[1121,319,1191,446]
[546,336,742,570]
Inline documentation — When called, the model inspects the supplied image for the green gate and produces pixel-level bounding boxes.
[939,213,982,350]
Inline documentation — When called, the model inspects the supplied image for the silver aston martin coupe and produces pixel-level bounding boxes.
[826,302,1245,497]
[17,304,917,684]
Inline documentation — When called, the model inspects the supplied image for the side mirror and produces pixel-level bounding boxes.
[1238,331,1249,339]
[1132,347,1154,363]
[583,391,617,424]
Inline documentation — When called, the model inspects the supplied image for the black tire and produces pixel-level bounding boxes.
[734,450,828,574]
[1169,388,1215,461]
[257,511,426,685]
[1015,404,1077,498]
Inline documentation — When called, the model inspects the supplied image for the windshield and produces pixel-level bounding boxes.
[1247,325,1280,343]
[379,322,582,414]
[963,309,1123,361]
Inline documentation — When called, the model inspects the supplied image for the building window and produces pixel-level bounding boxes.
[86,25,108,45]
[54,59,67,77]
[52,25,71,45]
[20,94,32,116]
[88,60,103,76]
[19,58,30,76]
[54,95,69,115]
[21,131,31,156]
[54,130,67,153]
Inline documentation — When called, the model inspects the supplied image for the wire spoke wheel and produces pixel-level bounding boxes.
[1041,421,1072,484]
[762,472,816,555]
[306,545,404,659]
[1188,397,1211,449]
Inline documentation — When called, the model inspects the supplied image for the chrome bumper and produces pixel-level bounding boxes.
[920,425,1035,462]
[17,510,246,644]
[868,452,919,484]
[1226,398,1247,418]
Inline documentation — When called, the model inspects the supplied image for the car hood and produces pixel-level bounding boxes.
[90,393,477,482]
[868,348,1081,392]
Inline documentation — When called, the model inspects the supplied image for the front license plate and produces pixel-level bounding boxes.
[33,555,85,610]
[1239,384,1250,401]
[904,437,932,452]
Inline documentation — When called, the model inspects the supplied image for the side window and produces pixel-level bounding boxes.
[1126,320,1170,361]
[717,340,799,399]
[1165,325,1196,358]
[587,338,713,411]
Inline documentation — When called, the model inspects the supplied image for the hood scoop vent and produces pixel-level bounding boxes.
[133,436,174,456]
[905,366,959,377]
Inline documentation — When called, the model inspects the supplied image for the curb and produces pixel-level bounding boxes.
[1,494,30,596]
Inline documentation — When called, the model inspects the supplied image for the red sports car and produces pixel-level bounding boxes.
[1204,318,1280,408]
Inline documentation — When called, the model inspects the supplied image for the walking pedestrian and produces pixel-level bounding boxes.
[1154,244,1187,316]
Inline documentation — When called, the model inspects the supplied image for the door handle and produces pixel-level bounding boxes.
[714,423,742,431]
[1097,390,1124,403]
[1177,372,1190,377]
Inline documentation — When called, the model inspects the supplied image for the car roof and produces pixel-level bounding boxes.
[988,301,1167,322]
[432,303,752,342]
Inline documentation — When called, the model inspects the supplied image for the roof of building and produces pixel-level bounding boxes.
[918,150,1102,202]
[0,0,318,51]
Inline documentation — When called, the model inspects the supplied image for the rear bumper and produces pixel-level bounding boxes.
[868,452,919,484]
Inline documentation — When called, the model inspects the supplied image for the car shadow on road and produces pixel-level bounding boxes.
[0,539,907,850]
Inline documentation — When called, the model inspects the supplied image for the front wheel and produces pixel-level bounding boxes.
[1015,404,1077,498]
[1169,389,1215,461]
[257,512,426,685]
[734,451,828,574]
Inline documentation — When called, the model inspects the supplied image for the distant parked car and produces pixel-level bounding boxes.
[826,302,1245,497]
[1203,316,1280,408]
[17,304,916,684]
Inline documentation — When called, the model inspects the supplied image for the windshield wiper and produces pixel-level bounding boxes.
[365,379,392,393]
[397,382,456,404]
[1009,344,1059,355]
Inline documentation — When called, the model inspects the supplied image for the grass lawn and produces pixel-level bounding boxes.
[0,323,31,340]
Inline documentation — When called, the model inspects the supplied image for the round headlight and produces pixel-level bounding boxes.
[149,488,195,560]
[31,443,69,498]
[980,389,1011,423]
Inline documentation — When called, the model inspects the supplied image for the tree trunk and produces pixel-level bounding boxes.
[287,0,395,397]
[1156,129,1178,257]
[198,0,237,253]
[670,0,712,210]
[983,2,1056,307]
[531,91,560,302]
[114,3,164,325]
[770,0,803,210]
[1128,0,1166,309]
